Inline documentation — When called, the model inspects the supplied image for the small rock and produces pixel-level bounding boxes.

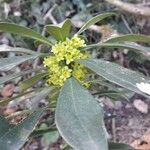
[133,99,148,114]
[1,84,15,98]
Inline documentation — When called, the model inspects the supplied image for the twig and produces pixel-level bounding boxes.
[44,4,58,25]
[6,109,31,119]
[105,0,150,17]
[112,111,116,142]
[121,15,133,34]
[3,2,10,19]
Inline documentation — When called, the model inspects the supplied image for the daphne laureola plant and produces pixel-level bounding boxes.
[0,12,150,150]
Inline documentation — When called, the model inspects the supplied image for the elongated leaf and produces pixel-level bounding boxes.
[0,22,52,46]
[0,90,34,106]
[93,90,130,101]
[78,59,150,96]
[76,12,116,34]
[48,87,60,101]
[20,72,47,91]
[55,77,108,150]
[0,116,13,136]
[0,55,38,71]
[0,87,49,106]
[83,43,150,54]
[0,68,44,85]
[105,34,150,43]
[109,142,134,150]
[90,79,134,101]
[0,44,40,54]
[46,19,71,41]
[0,110,44,150]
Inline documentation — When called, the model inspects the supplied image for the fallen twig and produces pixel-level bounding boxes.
[105,0,150,17]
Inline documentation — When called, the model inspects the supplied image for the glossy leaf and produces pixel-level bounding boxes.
[0,55,38,71]
[78,59,150,96]
[0,22,52,46]
[105,34,150,43]
[83,43,150,54]
[20,72,47,91]
[0,110,44,150]
[46,19,71,41]
[76,12,116,34]
[55,77,108,150]
[0,44,39,54]
[109,142,134,150]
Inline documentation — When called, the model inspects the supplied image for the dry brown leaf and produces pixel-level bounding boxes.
[131,129,150,150]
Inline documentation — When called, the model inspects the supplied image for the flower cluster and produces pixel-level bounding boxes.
[43,36,90,86]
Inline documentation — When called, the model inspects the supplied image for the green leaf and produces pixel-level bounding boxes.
[76,12,116,34]
[0,116,13,136]
[55,77,108,150]
[31,127,57,137]
[0,110,44,150]
[0,87,50,106]
[46,19,71,41]
[40,124,59,145]
[43,130,59,145]
[0,44,39,54]
[83,43,150,54]
[19,72,47,91]
[93,90,131,101]
[105,34,150,43]
[91,79,134,101]
[48,87,60,106]
[0,55,39,71]
[0,22,52,46]
[109,142,134,150]
[0,90,34,106]
[0,68,44,85]
[78,59,150,96]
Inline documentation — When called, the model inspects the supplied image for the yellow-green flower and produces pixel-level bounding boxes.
[43,35,90,86]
